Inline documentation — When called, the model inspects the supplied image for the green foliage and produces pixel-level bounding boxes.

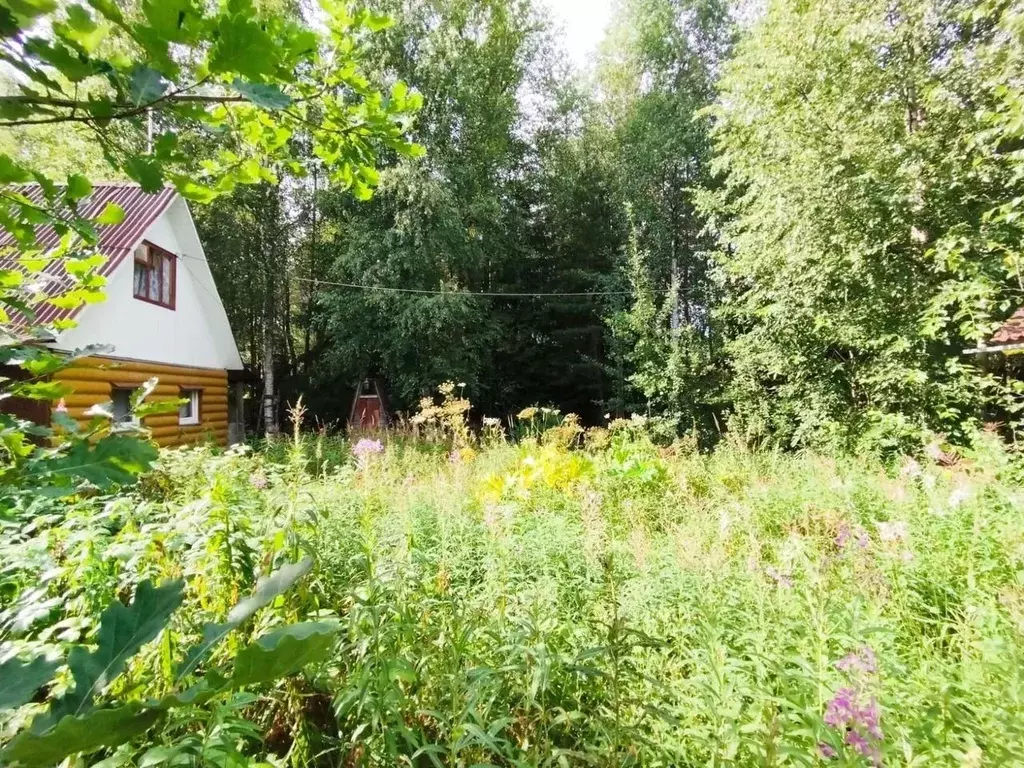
[43,580,185,725]
[608,209,724,443]
[705,0,1024,450]
[0,656,59,712]
[6,406,1024,764]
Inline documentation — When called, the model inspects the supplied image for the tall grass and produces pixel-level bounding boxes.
[3,416,1023,766]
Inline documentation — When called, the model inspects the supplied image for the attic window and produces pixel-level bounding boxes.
[133,242,175,309]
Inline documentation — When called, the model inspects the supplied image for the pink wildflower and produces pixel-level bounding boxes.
[836,523,870,550]
[818,743,837,759]
[836,646,877,676]
[352,438,384,458]
[55,398,67,413]
[249,472,268,490]
[823,687,884,766]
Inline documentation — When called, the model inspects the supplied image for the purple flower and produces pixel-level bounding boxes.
[858,697,883,740]
[845,730,882,765]
[824,687,857,728]
[836,646,877,676]
[249,472,268,490]
[352,438,384,459]
[824,687,884,765]
[818,742,837,759]
[836,523,870,550]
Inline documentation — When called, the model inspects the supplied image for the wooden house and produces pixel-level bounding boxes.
[1,183,243,447]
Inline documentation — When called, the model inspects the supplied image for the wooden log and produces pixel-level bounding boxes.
[148,422,227,439]
[68,356,228,380]
[58,394,107,408]
[55,368,228,388]
[55,380,186,397]
[159,430,228,448]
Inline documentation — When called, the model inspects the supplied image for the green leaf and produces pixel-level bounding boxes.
[359,10,392,32]
[176,558,313,680]
[44,580,183,725]
[208,14,275,80]
[124,156,164,192]
[141,0,202,44]
[95,201,125,226]
[0,153,31,183]
[22,433,155,488]
[129,65,167,106]
[229,622,339,688]
[3,0,57,20]
[0,655,59,711]
[1,703,162,766]
[65,173,92,202]
[167,176,217,204]
[56,4,107,53]
[230,79,292,110]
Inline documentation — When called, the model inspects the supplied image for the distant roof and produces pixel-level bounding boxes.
[0,182,177,326]
[989,307,1024,347]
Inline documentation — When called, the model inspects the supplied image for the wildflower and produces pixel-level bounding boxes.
[518,407,538,420]
[55,398,67,413]
[836,523,869,550]
[352,438,384,459]
[876,520,908,543]
[482,416,501,427]
[249,472,268,490]
[836,646,877,676]
[818,743,837,759]
[823,687,884,766]
[824,687,857,728]
[948,485,970,509]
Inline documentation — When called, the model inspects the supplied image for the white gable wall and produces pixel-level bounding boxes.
[54,197,244,370]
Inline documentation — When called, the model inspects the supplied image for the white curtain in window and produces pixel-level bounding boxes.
[133,261,146,297]
[161,255,172,305]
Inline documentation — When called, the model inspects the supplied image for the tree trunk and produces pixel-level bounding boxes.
[263,329,278,436]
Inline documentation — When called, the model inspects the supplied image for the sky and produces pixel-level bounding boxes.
[542,0,615,69]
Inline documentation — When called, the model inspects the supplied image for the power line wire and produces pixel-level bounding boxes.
[290,274,641,298]
[175,249,658,298]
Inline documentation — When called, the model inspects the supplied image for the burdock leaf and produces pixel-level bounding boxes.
[43,580,183,725]
[1,703,161,766]
[228,622,339,688]
[176,558,312,680]
[0,655,59,711]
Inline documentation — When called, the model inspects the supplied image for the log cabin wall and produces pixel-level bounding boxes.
[53,355,229,447]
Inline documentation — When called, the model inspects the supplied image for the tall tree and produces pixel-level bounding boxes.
[707,0,1024,449]
[596,0,732,437]
[311,0,543,416]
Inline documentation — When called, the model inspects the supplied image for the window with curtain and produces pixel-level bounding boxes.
[133,242,176,308]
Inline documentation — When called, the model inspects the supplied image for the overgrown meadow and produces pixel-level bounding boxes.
[3,398,1024,766]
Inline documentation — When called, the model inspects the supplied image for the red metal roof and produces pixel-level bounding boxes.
[990,307,1024,348]
[0,182,177,326]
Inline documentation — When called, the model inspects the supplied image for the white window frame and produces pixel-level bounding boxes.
[179,388,201,426]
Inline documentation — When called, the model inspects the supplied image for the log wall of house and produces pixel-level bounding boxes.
[53,356,229,447]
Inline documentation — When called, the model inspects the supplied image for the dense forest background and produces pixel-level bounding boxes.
[6,0,1023,452]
